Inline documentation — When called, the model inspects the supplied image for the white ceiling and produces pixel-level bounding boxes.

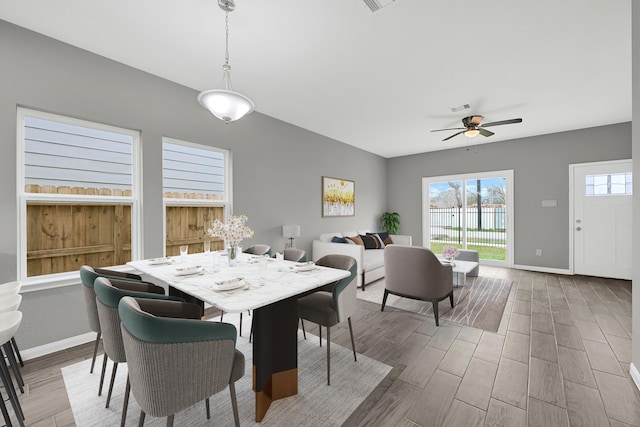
[0,0,632,158]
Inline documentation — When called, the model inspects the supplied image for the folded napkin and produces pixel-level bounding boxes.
[212,277,246,291]
[148,257,173,265]
[291,262,316,272]
[175,265,202,276]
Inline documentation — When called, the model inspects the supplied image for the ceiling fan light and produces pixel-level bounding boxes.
[197,89,255,123]
[464,129,480,138]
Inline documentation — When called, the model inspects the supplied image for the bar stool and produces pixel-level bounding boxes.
[0,295,25,369]
[0,311,25,427]
[0,282,21,298]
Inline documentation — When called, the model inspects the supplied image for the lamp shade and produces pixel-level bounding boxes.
[282,225,301,239]
[197,89,255,123]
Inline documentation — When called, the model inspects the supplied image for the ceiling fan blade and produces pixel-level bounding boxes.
[481,118,523,128]
[479,128,494,137]
[442,131,465,141]
[430,127,465,133]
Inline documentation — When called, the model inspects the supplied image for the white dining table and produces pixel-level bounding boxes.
[127,251,350,422]
[128,252,348,313]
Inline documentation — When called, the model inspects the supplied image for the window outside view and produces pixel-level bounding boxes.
[429,177,507,261]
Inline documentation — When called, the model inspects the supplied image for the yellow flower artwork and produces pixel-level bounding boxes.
[322,176,355,217]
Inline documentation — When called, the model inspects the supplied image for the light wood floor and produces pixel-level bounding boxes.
[7,266,640,426]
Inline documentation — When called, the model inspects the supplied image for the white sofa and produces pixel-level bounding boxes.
[312,231,412,290]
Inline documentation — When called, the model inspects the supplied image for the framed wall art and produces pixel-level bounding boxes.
[322,176,355,217]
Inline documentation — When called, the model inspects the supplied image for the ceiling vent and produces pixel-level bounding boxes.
[450,103,471,113]
[363,0,396,12]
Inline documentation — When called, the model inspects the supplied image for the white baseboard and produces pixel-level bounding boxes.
[631,363,640,392]
[512,264,572,275]
[21,332,95,361]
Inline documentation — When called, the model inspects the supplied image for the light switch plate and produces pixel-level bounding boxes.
[541,200,557,207]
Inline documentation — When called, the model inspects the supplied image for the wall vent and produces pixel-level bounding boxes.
[363,0,395,13]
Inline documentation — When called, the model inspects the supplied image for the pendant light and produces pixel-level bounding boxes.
[197,0,254,123]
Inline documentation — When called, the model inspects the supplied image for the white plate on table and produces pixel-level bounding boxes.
[211,278,246,291]
[291,262,316,272]
[174,265,203,276]
[148,257,173,265]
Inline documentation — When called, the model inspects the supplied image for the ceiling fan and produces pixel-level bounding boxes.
[431,115,523,141]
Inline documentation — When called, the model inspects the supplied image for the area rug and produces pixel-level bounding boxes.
[358,276,512,332]
[62,320,392,427]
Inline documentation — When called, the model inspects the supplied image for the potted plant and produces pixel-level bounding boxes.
[380,212,400,234]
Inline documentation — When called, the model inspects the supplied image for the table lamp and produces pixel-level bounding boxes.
[282,225,301,248]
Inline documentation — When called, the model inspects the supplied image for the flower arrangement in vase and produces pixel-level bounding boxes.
[207,215,254,266]
[442,246,460,264]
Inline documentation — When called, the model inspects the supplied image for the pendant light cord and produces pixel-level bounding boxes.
[223,11,232,90]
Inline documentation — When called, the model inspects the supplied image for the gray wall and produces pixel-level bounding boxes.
[0,21,387,349]
[632,1,639,390]
[387,123,631,269]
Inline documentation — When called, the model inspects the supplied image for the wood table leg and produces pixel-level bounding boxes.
[252,295,299,422]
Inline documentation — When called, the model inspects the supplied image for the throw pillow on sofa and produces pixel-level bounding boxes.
[331,236,348,243]
[377,231,393,245]
[366,232,386,248]
[360,234,382,249]
[346,235,364,245]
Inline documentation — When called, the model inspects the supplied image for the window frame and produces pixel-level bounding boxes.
[16,108,142,290]
[161,137,232,256]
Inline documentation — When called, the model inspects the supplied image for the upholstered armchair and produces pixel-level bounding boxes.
[118,296,245,427]
[297,254,358,385]
[383,245,454,326]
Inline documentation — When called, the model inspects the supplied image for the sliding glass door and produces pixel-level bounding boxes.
[422,170,513,265]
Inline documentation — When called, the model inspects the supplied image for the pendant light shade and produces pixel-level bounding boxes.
[198,0,254,123]
[198,89,254,123]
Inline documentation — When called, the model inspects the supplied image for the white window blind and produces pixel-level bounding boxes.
[24,116,133,192]
[163,140,226,199]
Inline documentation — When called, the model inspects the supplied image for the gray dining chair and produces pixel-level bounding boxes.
[94,277,187,427]
[383,244,454,326]
[243,244,272,256]
[283,248,307,262]
[79,265,158,395]
[297,254,358,385]
[119,296,245,427]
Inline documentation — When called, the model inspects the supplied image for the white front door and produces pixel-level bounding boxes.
[572,160,632,280]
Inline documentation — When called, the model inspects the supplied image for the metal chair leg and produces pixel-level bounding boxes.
[348,317,357,362]
[106,361,118,408]
[3,343,23,393]
[98,353,108,396]
[319,324,322,347]
[230,382,240,427]
[205,398,210,419]
[166,414,174,427]
[239,312,243,336]
[0,355,24,425]
[301,318,306,339]
[10,338,23,368]
[326,326,331,385]
[120,376,130,427]
[0,386,12,427]
[138,410,145,427]
[90,332,101,373]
